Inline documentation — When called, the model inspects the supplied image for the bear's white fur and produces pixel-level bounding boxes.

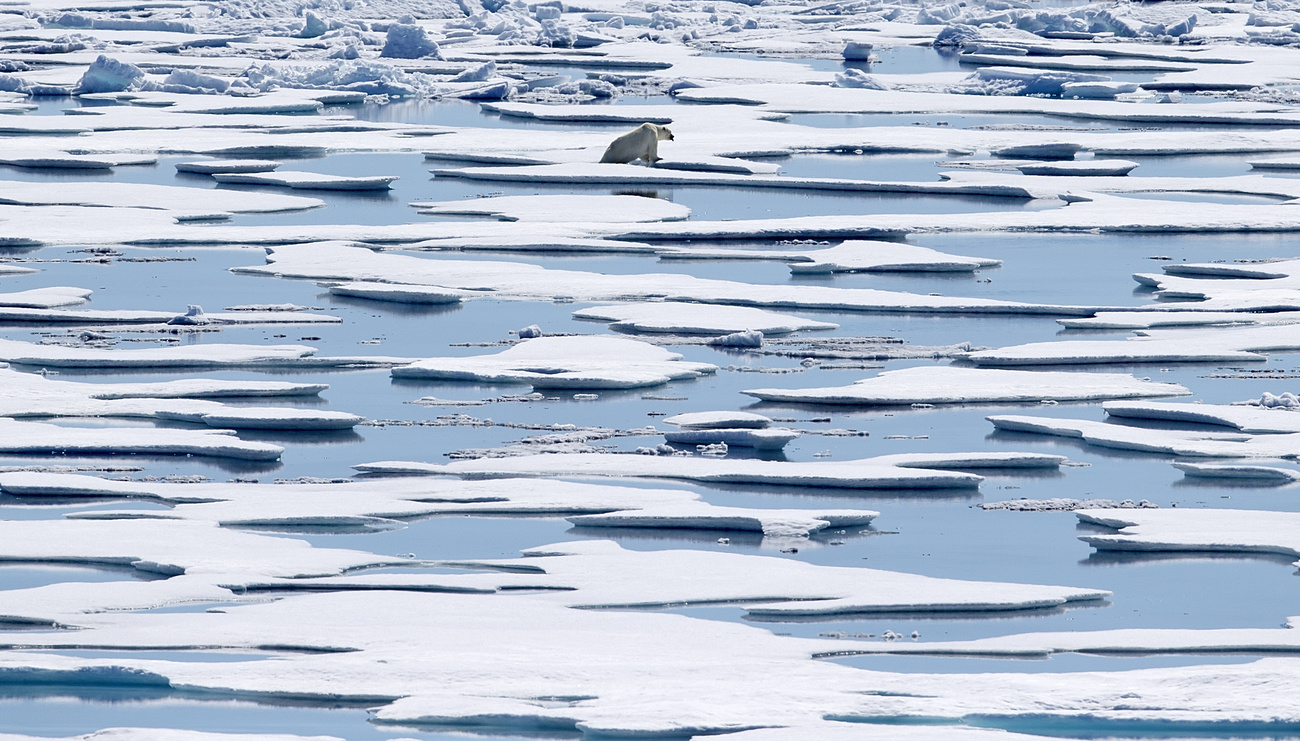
[600,122,674,164]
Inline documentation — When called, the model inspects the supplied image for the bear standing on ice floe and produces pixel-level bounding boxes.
[600,122,674,164]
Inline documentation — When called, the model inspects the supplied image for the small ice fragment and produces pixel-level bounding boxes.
[517,324,543,339]
[709,330,763,348]
[842,41,873,60]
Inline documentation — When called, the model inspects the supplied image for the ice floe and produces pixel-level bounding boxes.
[413,194,691,222]
[1077,507,1300,564]
[1104,399,1300,434]
[573,302,837,335]
[211,171,398,191]
[0,419,282,460]
[391,336,718,389]
[0,472,873,539]
[356,450,1067,490]
[663,411,773,429]
[233,242,1097,316]
[745,366,1189,406]
[987,413,1300,459]
[174,159,282,174]
[0,338,412,369]
[656,240,1002,275]
[964,325,1300,366]
[0,367,359,430]
[0,287,91,308]
[662,427,800,450]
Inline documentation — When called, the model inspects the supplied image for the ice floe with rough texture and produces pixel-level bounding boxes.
[987,414,1300,459]
[0,419,282,460]
[391,336,717,389]
[357,451,1068,490]
[0,338,412,369]
[413,194,690,223]
[663,427,800,450]
[573,302,837,335]
[745,366,1188,406]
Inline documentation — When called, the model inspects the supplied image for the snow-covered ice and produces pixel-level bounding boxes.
[573,302,837,335]
[356,450,1066,489]
[413,194,691,222]
[745,366,1189,405]
[391,335,718,389]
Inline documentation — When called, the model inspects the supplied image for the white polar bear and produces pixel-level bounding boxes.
[600,122,674,164]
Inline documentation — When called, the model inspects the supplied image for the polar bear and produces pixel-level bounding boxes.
[600,122,674,164]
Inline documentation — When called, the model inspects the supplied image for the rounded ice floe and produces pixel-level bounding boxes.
[744,366,1189,406]
[212,171,398,191]
[391,336,717,389]
[413,194,691,223]
[328,282,467,304]
[0,419,282,460]
[0,287,92,309]
[174,159,282,174]
[1015,159,1139,177]
[662,411,772,429]
[573,302,836,335]
[663,427,799,450]
[1059,81,1141,99]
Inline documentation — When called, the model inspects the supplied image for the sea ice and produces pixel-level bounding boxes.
[0,418,283,460]
[745,366,1189,405]
[0,338,412,369]
[986,414,1300,458]
[412,194,691,222]
[663,411,773,429]
[390,336,718,389]
[572,302,837,335]
[211,171,399,191]
[657,241,1002,275]
[0,367,359,430]
[1077,507,1300,564]
[1104,399,1300,434]
[662,427,800,450]
[174,159,282,174]
[352,451,1063,489]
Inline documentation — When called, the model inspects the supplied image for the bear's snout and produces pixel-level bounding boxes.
[667,132,675,140]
